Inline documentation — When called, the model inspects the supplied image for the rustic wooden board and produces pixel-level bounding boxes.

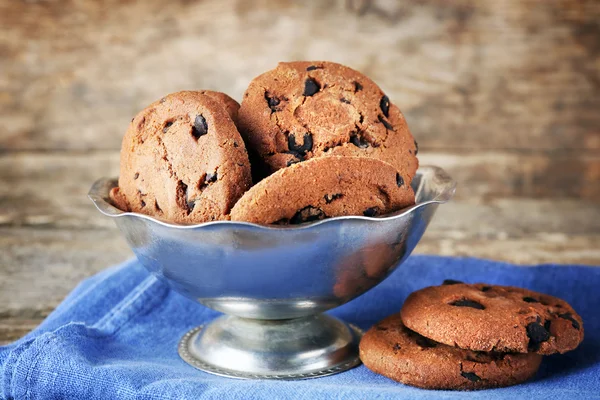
[0,318,45,345]
[1,0,598,152]
[0,228,131,315]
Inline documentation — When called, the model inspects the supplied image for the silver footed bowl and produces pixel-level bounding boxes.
[89,165,455,380]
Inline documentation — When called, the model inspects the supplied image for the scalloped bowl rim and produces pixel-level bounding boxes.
[88,165,456,231]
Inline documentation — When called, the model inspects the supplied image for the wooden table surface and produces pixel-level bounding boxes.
[1,0,599,345]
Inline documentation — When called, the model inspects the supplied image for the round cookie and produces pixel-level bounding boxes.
[238,61,418,181]
[360,314,542,390]
[196,90,240,123]
[110,91,252,224]
[400,281,584,355]
[229,156,415,225]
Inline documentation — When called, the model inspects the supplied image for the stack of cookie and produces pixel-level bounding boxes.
[360,280,584,390]
[109,61,419,225]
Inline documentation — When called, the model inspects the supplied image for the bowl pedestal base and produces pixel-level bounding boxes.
[178,314,363,380]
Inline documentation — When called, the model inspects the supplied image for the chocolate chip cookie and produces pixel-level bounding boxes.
[110,91,252,224]
[360,314,543,390]
[400,281,584,355]
[229,156,415,224]
[237,61,418,181]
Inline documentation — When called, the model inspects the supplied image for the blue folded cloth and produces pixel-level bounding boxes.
[1,256,599,399]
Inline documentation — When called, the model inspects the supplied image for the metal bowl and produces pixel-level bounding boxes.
[89,165,455,379]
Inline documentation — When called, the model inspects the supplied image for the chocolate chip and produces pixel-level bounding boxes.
[393,343,401,352]
[415,335,437,348]
[526,322,550,350]
[140,200,146,208]
[177,181,192,214]
[154,200,162,212]
[363,207,378,217]
[187,199,196,211]
[288,133,313,154]
[350,133,369,148]
[353,81,363,92]
[163,121,173,133]
[396,173,404,187]
[290,206,326,224]
[443,279,463,285]
[134,173,139,180]
[137,116,146,132]
[205,172,217,184]
[460,371,481,382]
[264,92,281,111]
[324,193,343,204]
[380,95,390,117]
[481,286,492,292]
[414,139,419,155]
[286,159,301,167]
[303,78,320,96]
[340,97,351,104]
[378,115,394,130]
[199,172,218,190]
[523,297,539,303]
[306,65,322,71]
[559,313,580,330]
[376,325,388,331]
[192,115,208,139]
[449,299,485,310]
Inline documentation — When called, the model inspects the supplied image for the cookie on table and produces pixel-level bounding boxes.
[360,314,542,390]
[237,61,418,181]
[196,90,240,123]
[110,91,252,224]
[229,156,415,224]
[400,281,584,355]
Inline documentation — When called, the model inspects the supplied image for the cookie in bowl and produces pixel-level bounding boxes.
[237,61,418,182]
[110,91,252,224]
[230,156,415,224]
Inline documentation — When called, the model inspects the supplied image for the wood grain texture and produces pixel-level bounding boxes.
[0,228,131,314]
[1,0,598,152]
[0,318,45,345]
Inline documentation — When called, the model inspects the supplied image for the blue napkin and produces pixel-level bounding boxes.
[1,256,599,399]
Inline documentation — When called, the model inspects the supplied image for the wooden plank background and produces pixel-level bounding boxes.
[1,0,599,343]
